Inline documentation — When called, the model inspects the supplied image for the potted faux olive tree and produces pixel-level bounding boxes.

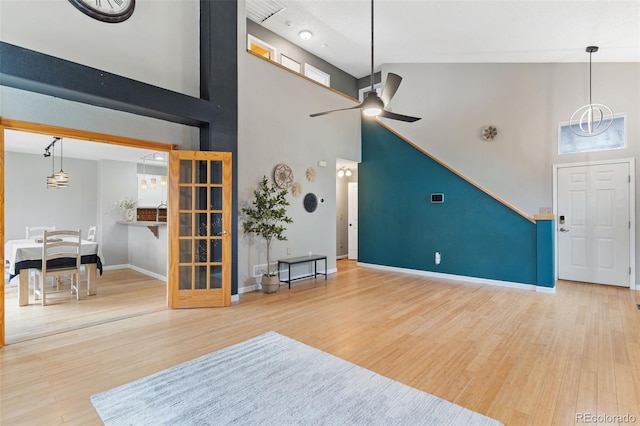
[242,175,293,293]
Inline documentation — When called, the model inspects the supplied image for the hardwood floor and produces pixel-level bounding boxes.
[1,260,639,425]
[4,269,167,344]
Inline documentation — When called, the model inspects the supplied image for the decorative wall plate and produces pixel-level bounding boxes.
[305,167,316,182]
[273,164,293,189]
[303,193,318,213]
[482,126,498,141]
[291,182,302,197]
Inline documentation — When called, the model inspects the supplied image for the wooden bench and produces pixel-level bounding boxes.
[277,255,327,289]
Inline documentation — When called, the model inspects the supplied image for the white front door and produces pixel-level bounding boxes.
[348,182,358,260]
[556,161,631,287]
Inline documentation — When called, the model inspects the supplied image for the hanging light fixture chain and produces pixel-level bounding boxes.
[589,50,593,105]
[370,0,374,92]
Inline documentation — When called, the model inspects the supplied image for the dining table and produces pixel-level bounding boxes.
[5,238,103,306]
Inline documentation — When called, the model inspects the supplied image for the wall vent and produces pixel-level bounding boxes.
[246,0,285,23]
[252,263,280,277]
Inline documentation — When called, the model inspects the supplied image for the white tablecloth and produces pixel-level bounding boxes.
[5,238,99,275]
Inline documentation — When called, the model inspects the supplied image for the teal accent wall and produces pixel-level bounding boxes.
[536,219,556,288]
[359,120,538,285]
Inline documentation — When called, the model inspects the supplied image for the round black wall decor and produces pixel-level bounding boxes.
[303,193,318,213]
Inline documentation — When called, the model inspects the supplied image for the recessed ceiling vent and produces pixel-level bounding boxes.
[246,0,286,23]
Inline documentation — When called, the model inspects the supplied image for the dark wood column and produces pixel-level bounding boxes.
[200,0,239,295]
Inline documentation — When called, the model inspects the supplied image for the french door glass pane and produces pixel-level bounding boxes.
[196,187,208,210]
[180,160,192,183]
[211,213,222,236]
[179,187,192,210]
[196,160,208,184]
[179,266,191,290]
[195,266,207,289]
[210,239,222,263]
[210,161,222,184]
[210,187,222,210]
[180,240,192,263]
[179,213,192,237]
[196,239,207,263]
[210,265,222,289]
[197,213,208,237]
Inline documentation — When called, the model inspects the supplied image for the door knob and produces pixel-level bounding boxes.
[559,228,570,233]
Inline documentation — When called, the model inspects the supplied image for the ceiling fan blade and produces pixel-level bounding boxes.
[380,73,403,106]
[379,110,422,122]
[310,104,363,118]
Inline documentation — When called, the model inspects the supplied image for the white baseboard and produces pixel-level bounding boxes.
[103,264,129,271]
[357,262,555,293]
[239,284,261,294]
[104,264,167,282]
[336,254,348,260]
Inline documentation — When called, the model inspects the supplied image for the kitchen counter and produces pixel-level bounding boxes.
[116,220,166,238]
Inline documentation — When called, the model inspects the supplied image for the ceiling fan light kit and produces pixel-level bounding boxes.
[309,0,421,123]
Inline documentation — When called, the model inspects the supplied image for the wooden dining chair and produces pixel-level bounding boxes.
[34,230,82,306]
[25,225,56,239]
[24,226,57,287]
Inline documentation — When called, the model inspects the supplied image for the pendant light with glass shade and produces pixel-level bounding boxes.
[569,46,614,137]
[46,145,58,190]
[54,137,69,187]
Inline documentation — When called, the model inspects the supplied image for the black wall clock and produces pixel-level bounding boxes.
[68,0,135,23]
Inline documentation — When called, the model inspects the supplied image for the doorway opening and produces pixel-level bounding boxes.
[1,118,175,344]
[335,159,358,262]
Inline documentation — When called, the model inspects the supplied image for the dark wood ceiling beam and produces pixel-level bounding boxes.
[0,41,213,127]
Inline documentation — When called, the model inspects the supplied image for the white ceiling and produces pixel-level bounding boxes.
[5,1,638,161]
[4,129,165,165]
[250,0,640,78]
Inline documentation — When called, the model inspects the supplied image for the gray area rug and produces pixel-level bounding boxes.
[91,331,502,425]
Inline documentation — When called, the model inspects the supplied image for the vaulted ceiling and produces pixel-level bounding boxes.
[248,0,640,78]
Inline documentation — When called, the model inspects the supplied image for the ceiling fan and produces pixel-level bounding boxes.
[310,0,421,122]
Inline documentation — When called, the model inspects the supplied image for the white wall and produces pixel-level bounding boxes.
[380,63,639,216]
[97,160,138,267]
[4,151,98,241]
[238,6,361,291]
[128,226,167,280]
[380,62,640,281]
[0,0,200,96]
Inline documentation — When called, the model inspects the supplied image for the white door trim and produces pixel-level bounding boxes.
[553,158,636,290]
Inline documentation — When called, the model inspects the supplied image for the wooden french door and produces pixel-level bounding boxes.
[169,151,232,308]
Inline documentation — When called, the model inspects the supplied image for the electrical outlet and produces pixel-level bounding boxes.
[287,248,291,255]
[435,252,441,265]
